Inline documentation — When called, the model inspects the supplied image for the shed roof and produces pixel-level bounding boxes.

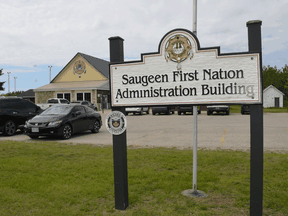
[263,85,285,96]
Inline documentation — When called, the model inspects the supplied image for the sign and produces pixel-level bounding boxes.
[110,29,261,107]
[106,111,127,135]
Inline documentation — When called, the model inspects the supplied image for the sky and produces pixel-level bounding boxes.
[0,0,287,94]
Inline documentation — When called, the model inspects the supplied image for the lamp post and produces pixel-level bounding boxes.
[48,66,52,82]
[14,77,17,92]
[7,72,11,93]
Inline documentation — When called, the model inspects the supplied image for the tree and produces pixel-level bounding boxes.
[0,68,5,91]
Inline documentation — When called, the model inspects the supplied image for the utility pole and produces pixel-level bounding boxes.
[14,77,17,92]
[48,66,52,82]
[7,72,11,93]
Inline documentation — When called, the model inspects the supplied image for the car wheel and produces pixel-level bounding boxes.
[207,111,211,115]
[91,120,100,133]
[178,111,181,115]
[171,111,174,114]
[3,120,17,136]
[146,109,149,114]
[61,124,72,139]
[140,110,143,115]
[153,112,156,115]
[29,135,39,139]
[226,111,230,115]
[241,111,244,115]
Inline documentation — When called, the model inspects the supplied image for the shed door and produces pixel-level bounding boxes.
[275,97,279,108]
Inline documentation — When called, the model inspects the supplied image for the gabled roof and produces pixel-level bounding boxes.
[51,52,110,83]
[263,85,285,95]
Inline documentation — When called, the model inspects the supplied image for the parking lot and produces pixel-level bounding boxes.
[0,110,287,152]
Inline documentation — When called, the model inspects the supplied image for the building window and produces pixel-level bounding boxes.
[76,92,91,102]
[84,93,91,102]
[57,93,71,102]
[57,93,63,98]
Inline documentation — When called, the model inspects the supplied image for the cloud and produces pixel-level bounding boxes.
[0,0,287,69]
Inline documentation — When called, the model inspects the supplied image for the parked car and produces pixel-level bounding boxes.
[37,98,70,110]
[207,105,230,115]
[0,97,43,136]
[24,104,102,139]
[71,101,98,111]
[178,106,201,115]
[241,105,250,114]
[125,107,149,115]
[152,106,175,115]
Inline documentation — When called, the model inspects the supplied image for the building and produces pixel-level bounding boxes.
[17,89,35,103]
[34,53,110,109]
[263,85,285,108]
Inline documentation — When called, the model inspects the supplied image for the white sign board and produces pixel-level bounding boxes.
[110,29,261,107]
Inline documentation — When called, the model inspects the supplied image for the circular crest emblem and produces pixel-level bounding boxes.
[164,34,193,70]
[105,111,127,135]
[73,60,86,78]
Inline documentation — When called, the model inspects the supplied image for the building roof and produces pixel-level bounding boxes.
[51,52,110,83]
[263,85,285,95]
[33,80,109,92]
[17,89,35,98]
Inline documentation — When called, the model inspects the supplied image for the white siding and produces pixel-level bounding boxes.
[263,86,284,108]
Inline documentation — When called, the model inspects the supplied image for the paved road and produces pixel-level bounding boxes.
[1,110,287,152]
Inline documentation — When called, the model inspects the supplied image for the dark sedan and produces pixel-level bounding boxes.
[24,104,102,139]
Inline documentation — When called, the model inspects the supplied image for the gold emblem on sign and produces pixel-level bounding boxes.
[112,120,120,128]
[73,60,86,78]
[164,34,193,70]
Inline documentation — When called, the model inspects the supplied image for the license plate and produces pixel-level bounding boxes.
[32,128,39,133]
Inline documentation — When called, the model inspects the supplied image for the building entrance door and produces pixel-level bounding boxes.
[275,97,279,108]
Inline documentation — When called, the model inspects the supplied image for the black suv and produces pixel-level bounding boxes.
[0,97,43,136]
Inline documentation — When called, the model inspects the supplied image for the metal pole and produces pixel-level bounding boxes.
[14,77,17,92]
[192,0,198,192]
[48,66,52,82]
[192,106,197,191]
[193,0,197,36]
[7,72,11,93]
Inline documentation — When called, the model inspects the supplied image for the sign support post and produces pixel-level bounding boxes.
[108,36,129,210]
[247,20,263,215]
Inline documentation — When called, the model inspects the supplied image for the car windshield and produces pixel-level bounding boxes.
[41,105,73,115]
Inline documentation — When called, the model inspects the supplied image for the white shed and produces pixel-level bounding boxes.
[263,85,285,108]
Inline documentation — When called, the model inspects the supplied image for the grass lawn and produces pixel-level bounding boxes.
[230,105,288,113]
[0,141,288,215]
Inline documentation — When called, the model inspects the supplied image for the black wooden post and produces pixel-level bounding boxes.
[108,36,129,210]
[247,20,263,215]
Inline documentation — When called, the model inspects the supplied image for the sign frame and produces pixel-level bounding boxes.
[109,28,262,108]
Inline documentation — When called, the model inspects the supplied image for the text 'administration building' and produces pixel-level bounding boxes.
[34,53,111,108]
